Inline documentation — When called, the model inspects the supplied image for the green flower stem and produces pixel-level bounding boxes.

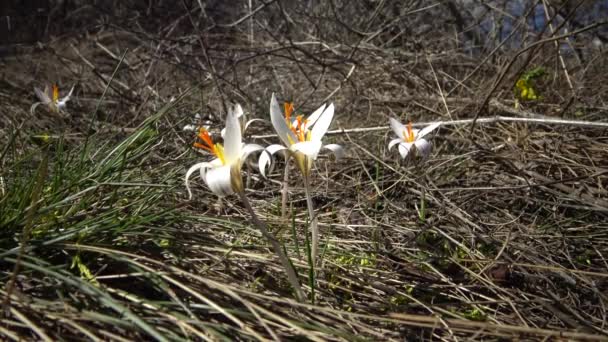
[237,191,305,302]
[302,174,319,264]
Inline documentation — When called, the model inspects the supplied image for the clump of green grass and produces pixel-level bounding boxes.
[0,100,194,340]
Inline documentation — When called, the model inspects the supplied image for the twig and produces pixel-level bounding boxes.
[389,313,608,340]
[469,18,608,135]
[251,116,608,139]
[183,0,228,114]
[541,0,574,93]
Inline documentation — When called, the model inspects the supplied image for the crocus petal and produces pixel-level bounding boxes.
[223,105,242,165]
[398,142,414,159]
[389,118,407,138]
[222,119,265,137]
[388,138,402,151]
[414,139,432,159]
[266,144,289,156]
[310,103,334,142]
[291,140,322,160]
[200,158,223,180]
[243,118,265,133]
[34,87,51,104]
[241,143,264,163]
[306,103,327,126]
[417,122,440,139]
[63,85,75,100]
[258,144,288,178]
[234,103,244,118]
[323,143,344,160]
[205,165,234,197]
[30,102,42,114]
[57,99,69,110]
[57,86,75,109]
[185,161,214,199]
[258,150,272,178]
[270,93,298,146]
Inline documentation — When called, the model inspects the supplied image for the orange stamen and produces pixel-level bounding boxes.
[284,102,294,123]
[284,103,312,142]
[52,84,59,102]
[194,128,216,154]
[405,122,415,142]
[292,115,308,142]
[300,119,309,141]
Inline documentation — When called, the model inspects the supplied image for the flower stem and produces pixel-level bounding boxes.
[280,163,290,222]
[237,191,305,302]
[302,174,319,264]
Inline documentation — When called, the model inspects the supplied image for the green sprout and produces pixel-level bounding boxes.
[514,67,546,105]
[71,254,99,286]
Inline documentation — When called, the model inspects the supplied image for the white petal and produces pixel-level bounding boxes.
[30,102,42,114]
[258,144,288,178]
[323,143,344,160]
[183,124,196,132]
[291,140,322,160]
[64,85,75,100]
[398,142,414,159]
[57,86,75,109]
[388,138,403,151]
[305,103,327,126]
[310,103,334,142]
[414,139,432,159]
[266,144,288,156]
[204,165,234,197]
[417,122,441,139]
[234,103,244,118]
[241,143,264,162]
[243,118,265,133]
[201,158,223,180]
[223,105,242,164]
[270,93,298,146]
[34,87,51,104]
[258,150,272,178]
[57,99,69,110]
[185,162,213,199]
[389,118,406,139]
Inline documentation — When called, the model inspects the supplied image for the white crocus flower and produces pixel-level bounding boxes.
[259,93,343,177]
[220,104,265,138]
[32,84,75,113]
[388,118,440,160]
[185,104,263,198]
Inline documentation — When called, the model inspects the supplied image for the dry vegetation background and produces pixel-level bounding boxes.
[1,0,608,340]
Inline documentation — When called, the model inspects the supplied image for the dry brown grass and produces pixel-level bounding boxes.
[1,1,607,340]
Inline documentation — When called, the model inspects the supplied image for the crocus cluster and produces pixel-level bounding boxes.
[184,93,441,269]
[185,94,343,199]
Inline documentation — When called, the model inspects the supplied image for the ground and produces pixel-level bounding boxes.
[1,1,607,341]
